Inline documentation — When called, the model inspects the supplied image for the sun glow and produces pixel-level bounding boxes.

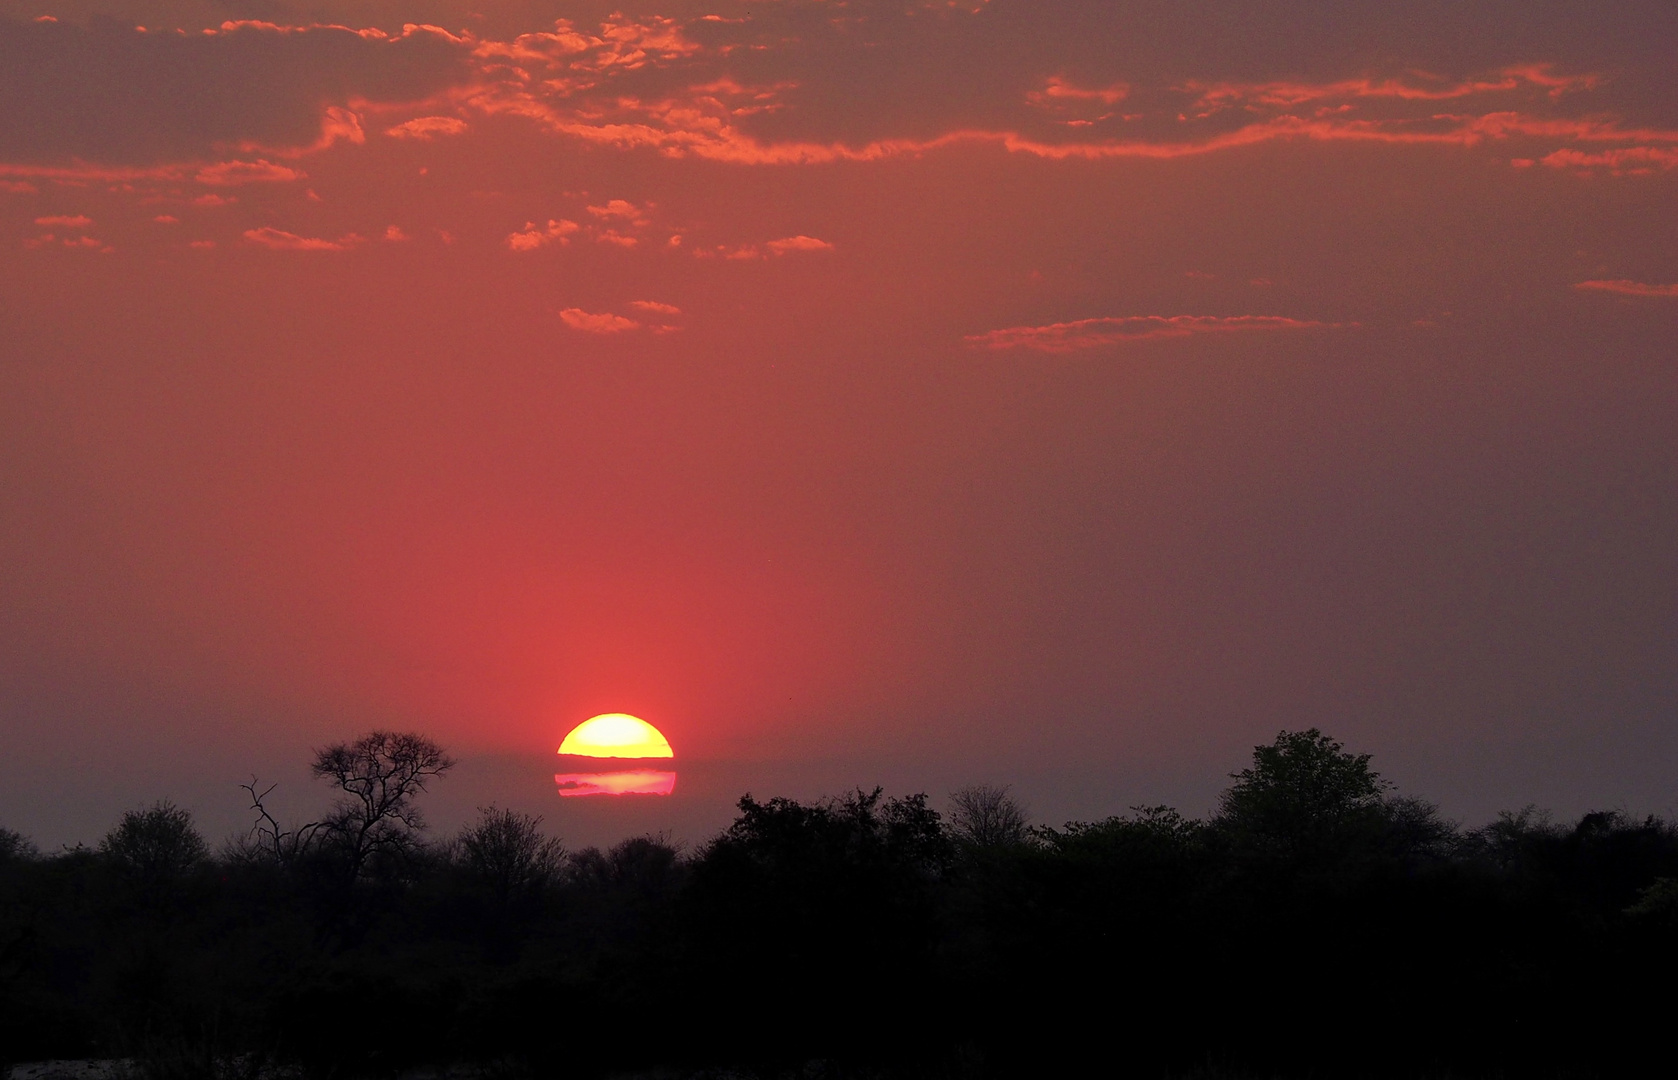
[554,769,677,797]
[558,713,674,758]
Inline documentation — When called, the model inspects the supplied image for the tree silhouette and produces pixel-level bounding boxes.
[947,784,1030,849]
[99,800,207,891]
[309,731,454,882]
[455,806,564,907]
[1216,728,1388,856]
[0,826,35,864]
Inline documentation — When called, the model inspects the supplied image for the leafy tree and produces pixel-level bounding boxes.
[948,784,1031,849]
[99,800,207,890]
[1216,728,1388,856]
[0,826,37,864]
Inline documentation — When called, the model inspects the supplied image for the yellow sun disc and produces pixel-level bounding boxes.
[558,713,674,759]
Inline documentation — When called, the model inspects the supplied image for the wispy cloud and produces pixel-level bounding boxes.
[34,214,92,228]
[385,116,468,140]
[558,308,640,333]
[1574,279,1678,298]
[242,227,361,251]
[629,300,681,315]
[765,235,835,255]
[965,315,1349,353]
[196,160,306,186]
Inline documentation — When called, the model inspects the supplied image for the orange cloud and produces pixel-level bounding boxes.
[629,300,681,315]
[242,227,360,251]
[558,308,640,333]
[1030,76,1129,106]
[1540,146,1678,176]
[1573,280,1678,298]
[1182,65,1599,111]
[247,106,365,158]
[34,215,93,228]
[474,16,699,73]
[385,116,469,139]
[765,235,835,255]
[507,219,580,250]
[196,160,306,186]
[587,199,651,224]
[966,315,1348,353]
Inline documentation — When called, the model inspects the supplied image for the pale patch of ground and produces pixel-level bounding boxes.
[7,1064,135,1080]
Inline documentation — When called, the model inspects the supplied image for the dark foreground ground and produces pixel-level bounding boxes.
[4,731,1676,1079]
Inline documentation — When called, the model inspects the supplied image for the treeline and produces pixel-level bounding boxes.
[2,729,1677,1078]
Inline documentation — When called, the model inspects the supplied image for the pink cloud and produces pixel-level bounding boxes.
[1573,279,1678,298]
[242,227,361,251]
[765,235,835,255]
[558,308,640,333]
[0,163,183,184]
[383,225,409,241]
[596,229,638,248]
[385,116,469,140]
[965,315,1349,353]
[629,300,681,315]
[189,240,216,249]
[153,214,179,224]
[34,215,93,228]
[196,160,306,186]
[554,770,676,797]
[507,219,580,250]
[24,232,111,252]
[2,180,39,194]
[193,194,236,207]
[1030,76,1129,106]
[1182,65,1599,111]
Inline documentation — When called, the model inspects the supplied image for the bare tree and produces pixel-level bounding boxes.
[312,731,456,879]
[455,806,565,906]
[235,776,327,867]
[948,784,1030,848]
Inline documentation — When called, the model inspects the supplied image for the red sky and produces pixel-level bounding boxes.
[2,1,1675,848]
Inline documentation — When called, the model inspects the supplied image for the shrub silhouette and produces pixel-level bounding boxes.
[454,806,565,907]
[100,800,208,892]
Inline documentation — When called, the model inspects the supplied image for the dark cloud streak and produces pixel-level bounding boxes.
[0,16,471,164]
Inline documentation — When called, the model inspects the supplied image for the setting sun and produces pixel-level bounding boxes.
[558,713,674,759]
